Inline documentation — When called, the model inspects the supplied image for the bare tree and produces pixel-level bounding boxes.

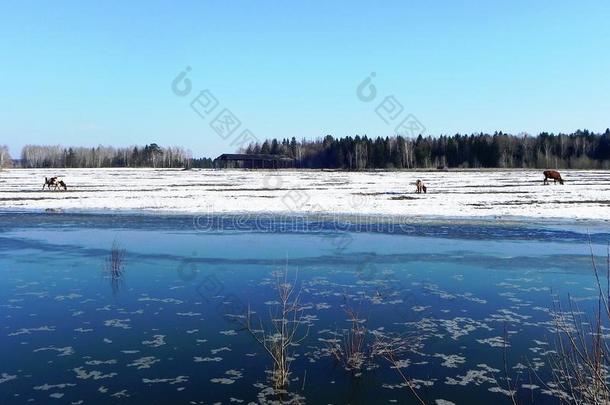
[0,145,11,169]
[20,144,192,168]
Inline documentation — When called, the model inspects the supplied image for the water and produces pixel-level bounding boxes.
[1,213,609,404]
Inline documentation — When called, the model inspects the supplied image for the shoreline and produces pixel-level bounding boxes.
[1,207,609,233]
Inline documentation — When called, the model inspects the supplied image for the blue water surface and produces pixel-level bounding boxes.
[0,212,608,404]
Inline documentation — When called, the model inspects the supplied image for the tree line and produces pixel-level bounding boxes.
[17,143,213,168]
[5,129,610,170]
[241,129,610,169]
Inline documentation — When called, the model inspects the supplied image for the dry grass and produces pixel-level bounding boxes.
[245,267,309,391]
[327,302,369,375]
[372,333,426,405]
[326,297,426,404]
[496,325,519,404]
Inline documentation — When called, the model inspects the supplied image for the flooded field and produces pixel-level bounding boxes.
[1,213,609,404]
[1,168,610,220]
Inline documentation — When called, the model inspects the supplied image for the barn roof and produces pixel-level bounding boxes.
[215,154,294,161]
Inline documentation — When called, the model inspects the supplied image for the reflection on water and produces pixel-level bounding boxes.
[103,240,126,296]
[0,213,608,404]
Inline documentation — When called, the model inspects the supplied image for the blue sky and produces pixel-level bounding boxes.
[1,0,609,158]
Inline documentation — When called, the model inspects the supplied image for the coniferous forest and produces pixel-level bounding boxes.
[242,129,610,169]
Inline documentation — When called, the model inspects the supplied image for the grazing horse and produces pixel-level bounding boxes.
[543,170,564,185]
[43,177,68,191]
[56,180,67,191]
[43,177,58,190]
[415,179,427,194]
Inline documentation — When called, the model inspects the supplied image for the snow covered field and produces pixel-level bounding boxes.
[1,168,609,221]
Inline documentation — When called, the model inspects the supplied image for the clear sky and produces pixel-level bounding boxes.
[1,0,609,158]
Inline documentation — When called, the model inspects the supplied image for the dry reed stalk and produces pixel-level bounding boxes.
[245,266,309,391]
[537,241,610,404]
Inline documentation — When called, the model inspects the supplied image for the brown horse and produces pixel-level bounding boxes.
[415,179,427,194]
[543,170,564,185]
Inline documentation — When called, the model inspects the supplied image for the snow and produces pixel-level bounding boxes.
[0,168,609,221]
